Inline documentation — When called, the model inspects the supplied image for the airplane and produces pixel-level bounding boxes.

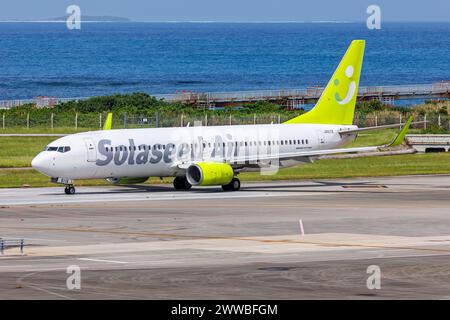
[32,40,414,195]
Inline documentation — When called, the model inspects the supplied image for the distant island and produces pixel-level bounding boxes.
[48,16,131,22]
[0,16,131,22]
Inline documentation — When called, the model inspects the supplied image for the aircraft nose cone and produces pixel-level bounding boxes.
[31,154,49,173]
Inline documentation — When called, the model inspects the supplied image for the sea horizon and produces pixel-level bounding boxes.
[0,21,448,101]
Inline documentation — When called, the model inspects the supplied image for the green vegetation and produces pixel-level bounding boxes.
[241,153,450,181]
[1,94,448,132]
[0,93,302,131]
[0,137,56,168]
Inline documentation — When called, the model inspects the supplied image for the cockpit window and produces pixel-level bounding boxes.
[45,146,71,153]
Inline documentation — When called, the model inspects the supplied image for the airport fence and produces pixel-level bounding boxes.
[0,111,449,132]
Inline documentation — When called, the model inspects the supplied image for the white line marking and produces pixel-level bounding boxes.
[78,258,128,264]
[26,284,75,300]
[0,191,325,206]
[299,219,305,236]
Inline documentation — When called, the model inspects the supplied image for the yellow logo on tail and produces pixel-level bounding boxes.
[285,40,365,125]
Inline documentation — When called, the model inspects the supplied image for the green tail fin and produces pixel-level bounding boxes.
[103,113,113,130]
[285,40,365,125]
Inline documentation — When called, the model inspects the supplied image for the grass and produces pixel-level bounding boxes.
[1,129,449,188]
[241,153,450,181]
[0,126,97,134]
[0,137,56,168]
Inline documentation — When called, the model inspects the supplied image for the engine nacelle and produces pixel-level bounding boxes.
[106,177,149,185]
[186,162,234,186]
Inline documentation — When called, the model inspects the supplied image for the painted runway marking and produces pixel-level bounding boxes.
[78,258,128,264]
[0,191,326,206]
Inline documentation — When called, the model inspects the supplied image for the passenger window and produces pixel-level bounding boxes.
[306,139,309,144]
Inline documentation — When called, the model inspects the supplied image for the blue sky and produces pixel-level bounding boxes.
[1,0,449,22]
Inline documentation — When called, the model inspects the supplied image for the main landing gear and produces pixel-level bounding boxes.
[222,177,240,192]
[173,176,192,190]
[64,185,76,195]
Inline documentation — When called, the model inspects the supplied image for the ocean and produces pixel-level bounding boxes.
[0,22,448,100]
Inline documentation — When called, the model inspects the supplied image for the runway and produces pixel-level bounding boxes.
[0,175,450,299]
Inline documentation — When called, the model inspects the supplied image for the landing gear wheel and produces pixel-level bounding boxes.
[222,177,240,192]
[64,185,76,195]
[173,177,192,190]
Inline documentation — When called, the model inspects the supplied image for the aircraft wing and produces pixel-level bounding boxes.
[230,115,413,164]
[339,118,422,136]
[175,116,413,169]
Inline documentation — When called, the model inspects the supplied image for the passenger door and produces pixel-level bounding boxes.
[83,138,97,162]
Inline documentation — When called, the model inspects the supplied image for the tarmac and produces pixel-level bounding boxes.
[0,175,449,299]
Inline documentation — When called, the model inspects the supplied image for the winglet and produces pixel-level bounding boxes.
[103,113,113,130]
[387,116,413,148]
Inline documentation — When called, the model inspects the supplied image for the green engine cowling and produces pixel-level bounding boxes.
[106,177,149,185]
[186,162,234,186]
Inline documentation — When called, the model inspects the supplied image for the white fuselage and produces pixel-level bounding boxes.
[31,123,357,180]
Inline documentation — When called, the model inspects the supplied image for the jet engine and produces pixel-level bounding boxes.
[186,162,234,186]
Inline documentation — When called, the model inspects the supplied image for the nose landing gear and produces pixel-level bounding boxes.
[64,185,76,195]
[51,177,76,195]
